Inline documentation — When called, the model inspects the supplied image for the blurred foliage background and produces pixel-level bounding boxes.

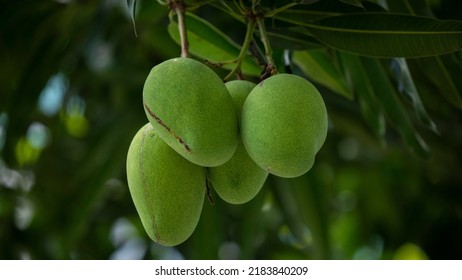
[1,0,462,260]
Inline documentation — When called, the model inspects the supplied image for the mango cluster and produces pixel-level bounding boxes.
[126,57,328,246]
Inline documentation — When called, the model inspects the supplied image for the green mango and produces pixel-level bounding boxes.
[126,123,206,246]
[143,57,238,167]
[208,80,269,204]
[241,74,328,178]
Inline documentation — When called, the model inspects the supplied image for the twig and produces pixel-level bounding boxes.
[170,0,189,58]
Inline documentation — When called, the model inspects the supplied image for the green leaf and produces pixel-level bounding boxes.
[273,0,385,25]
[266,26,323,50]
[274,8,341,24]
[418,54,462,110]
[390,58,439,134]
[360,57,431,157]
[126,0,138,37]
[385,0,462,110]
[168,13,261,76]
[293,49,352,99]
[338,53,386,141]
[385,0,434,17]
[339,0,364,9]
[304,13,462,57]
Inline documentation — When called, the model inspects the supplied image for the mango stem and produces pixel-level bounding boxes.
[224,17,257,81]
[170,0,189,58]
[256,16,277,78]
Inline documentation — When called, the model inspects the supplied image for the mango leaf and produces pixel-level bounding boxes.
[266,26,323,50]
[293,49,352,99]
[385,0,434,17]
[303,13,462,58]
[338,52,386,141]
[339,0,364,9]
[273,0,385,25]
[361,57,430,157]
[385,0,462,110]
[390,58,439,134]
[418,54,462,110]
[274,9,340,24]
[168,13,261,76]
[126,0,138,37]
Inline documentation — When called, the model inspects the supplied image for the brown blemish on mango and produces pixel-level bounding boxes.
[143,101,191,153]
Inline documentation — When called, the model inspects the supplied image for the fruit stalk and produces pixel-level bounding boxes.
[224,17,256,81]
[170,0,189,58]
[256,16,277,78]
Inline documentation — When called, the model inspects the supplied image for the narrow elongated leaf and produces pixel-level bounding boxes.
[305,13,462,57]
[340,0,364,9]
[273,1,385,26]
[390,58,439,133]
[267,26,323,50]
[274,9,340,25]
[386,0,462,110]
[293,49,352,99]
[126,0,138,37]
[418,54,462,110]
[386,0,434,17]
[361,57,430,157]
[339,53,386,141]
[168,13,261,76]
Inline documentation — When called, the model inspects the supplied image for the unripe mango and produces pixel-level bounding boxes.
[208,80,268,204]
[241,74,328,178]
[143,57,238,167]
[126,123,206,246]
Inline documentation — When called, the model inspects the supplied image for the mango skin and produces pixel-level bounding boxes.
[208,80,269,204]
[241,74,328,178]
[126,123,206,246]
[143,57,238,167]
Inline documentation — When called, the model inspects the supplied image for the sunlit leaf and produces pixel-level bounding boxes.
[168,13,261,76]
[305,13,462,57]
[293,49,352,99]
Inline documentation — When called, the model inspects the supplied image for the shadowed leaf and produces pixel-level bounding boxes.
[305,13,462,57]
[361,57,431,157]
[390,58,439,134]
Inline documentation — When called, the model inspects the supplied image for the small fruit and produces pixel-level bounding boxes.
[126,123,206,246]
[208,80,269,204]
[143,57,238,167]
[241,74,328,178]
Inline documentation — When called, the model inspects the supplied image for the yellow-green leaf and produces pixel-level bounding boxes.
[168,13,261,76]
[293,49,352,99]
